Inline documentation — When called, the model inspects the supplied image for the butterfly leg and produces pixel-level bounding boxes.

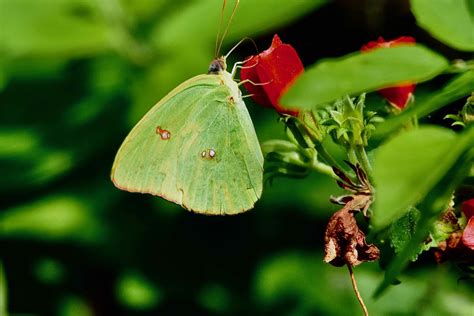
[230,56,257,78]
[238,79,272,87]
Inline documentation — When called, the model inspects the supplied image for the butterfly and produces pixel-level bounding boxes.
[111,1,263,215]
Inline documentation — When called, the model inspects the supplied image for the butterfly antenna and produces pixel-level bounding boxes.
[225,37,259,59]
[217,0,239,57]
[214,0,227,57]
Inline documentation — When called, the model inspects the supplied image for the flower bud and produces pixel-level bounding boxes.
[241,35,304,116]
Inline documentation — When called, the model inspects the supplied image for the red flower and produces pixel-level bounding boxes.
[462,217,474,250]
[361,36,416,110]
[461,198,474,219]
[461,199,474,250]
[241,34,303,116]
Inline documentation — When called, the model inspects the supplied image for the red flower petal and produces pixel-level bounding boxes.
[239,56,273,107]
[361,36,416,110]
[361,36,416,51]
[378,84,415,110]
[461,199,474,219]
[241,34,303,116]
[462,217,474,250]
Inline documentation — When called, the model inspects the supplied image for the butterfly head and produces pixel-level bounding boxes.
[208,57,227,74]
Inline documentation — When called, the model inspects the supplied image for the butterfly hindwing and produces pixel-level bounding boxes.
[111,72,263,214]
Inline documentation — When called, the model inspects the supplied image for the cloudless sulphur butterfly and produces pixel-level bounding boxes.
[111,1,263,215]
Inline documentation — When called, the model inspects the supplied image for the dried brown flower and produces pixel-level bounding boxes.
[324,195,380,267]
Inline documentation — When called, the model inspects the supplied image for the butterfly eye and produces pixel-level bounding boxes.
[208,61,220,74]
[208,59,225,74]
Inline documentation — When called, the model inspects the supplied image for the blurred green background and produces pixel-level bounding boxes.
[1,0,473,315]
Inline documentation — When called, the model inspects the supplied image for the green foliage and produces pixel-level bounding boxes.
[197,283,232,314]
[281,45,448,109]
[411,0,474,51]
[372,126,474,229]
[33,258,66,285]
[254,252,474,315]
[0,0,111,58]
[320,94,381,148]
[116,272,163,310]
[58,295,93,316]
[0,194,105,243]
[389,208,426,261]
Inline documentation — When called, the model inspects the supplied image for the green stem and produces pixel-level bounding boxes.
[314,142,356,182]
[412,114,419,129]
[355,145,372,175]
[348,147,358,165]
[308,157,338,179]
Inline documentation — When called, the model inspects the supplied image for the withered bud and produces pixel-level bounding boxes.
[324,195,380,267]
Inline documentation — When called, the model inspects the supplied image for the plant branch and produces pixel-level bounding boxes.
[314,142,356,182]
[347,264,369,316]
[354,145,372,176]
[308,157,338,179]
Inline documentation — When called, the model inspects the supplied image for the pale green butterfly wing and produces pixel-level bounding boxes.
[111,71,263,214]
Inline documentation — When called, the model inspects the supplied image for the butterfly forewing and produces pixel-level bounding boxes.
[111,72,263,214]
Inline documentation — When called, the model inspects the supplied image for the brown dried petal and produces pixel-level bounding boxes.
[324,198,380,267]
[433,230,474,264]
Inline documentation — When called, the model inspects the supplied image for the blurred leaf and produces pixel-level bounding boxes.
[4,58,67,82]
[152,0,328,51]
[411,0,474,51]
[375,135,473,296]
[0,0,111,58]
[119,0,168,22]
[0,194,104,243]
[33,258,66,285]
[0,128,39,157]
[0,262,6,316]
[281,45,449,110]
[253,252,354,315]
[58,295,93,316]
[116,271,162,310]
[373,71,474,140]
[0,134,75,193]
[253,251,474,316]
[372,126,474,229]
[197,283,231,314]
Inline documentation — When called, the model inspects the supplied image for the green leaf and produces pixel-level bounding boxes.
[389,207,423,260]
[372,125,474,229]
[0,194,104,243]
[197,283,232,314]
[58,295,93,316]
[116,272,162,310]
[281,45,449,110]
[0,0,111,58]
[411,0,474,51]
[151,0,328,51]
[373,71,474,140]
[375,134,473,296]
